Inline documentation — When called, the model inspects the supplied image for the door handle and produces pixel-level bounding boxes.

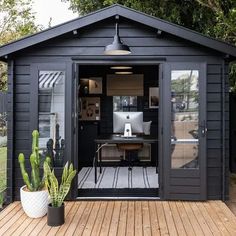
[200,120,207,137]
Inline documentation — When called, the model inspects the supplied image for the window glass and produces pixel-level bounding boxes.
[113,96,137,111]
[171,70,199,169]
[38,71,65,167]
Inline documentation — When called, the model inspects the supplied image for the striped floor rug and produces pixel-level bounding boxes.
[78,167,159,189]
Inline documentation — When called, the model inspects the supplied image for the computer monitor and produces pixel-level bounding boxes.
[113,112,143,137]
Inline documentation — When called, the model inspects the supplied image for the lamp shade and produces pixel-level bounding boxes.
[104,23,131,55]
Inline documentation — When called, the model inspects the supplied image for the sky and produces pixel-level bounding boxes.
[32,0,78,27]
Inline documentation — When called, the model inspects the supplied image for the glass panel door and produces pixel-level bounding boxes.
[162,63,206,200]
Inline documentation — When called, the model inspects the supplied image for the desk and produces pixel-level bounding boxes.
[94,134,158,183]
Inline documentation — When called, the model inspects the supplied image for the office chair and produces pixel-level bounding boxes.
[117,143,143,170]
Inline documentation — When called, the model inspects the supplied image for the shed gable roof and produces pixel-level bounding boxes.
[1,4,236,59]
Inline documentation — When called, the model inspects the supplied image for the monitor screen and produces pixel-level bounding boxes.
[113,112,143,134]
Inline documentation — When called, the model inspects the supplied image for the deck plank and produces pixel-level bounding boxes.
[209,201,236,235]
[99,201,114,236]
[58,201,87,236]
[27,202,74,236]
[82,201,102,236]
[117,201,128,236]
[134,201,143,236]
[169,201,187,236]
[1,200,236,236]
[155,201,169,235]
[108,201,121,236]
[0,203,22,230]
[148,201,160,236]
[142,201,152,236]
[10,213,34,236]
[162,201,178,236]
[203,202,230,236]
[0,202,19,221]
[182,201,204,236]
[215,201,236,234]
[28,216,47,236]
[195,202,222,236]
[189,202,213,235]
[69,201,93,236]
[126,201,135,236]
[22,216,45,236]
[91,201,108,236]
[3,212,28,236]
[0,206,25,235]
[175,201,195,236]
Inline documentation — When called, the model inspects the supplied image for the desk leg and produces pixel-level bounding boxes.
[99,144,102,174]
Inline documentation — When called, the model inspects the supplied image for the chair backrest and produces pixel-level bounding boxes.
[117,143,143,151]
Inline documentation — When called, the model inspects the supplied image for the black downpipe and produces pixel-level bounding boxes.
[222,60,226,201]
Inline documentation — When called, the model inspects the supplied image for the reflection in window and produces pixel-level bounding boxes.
[171,70,199,169]
[113,96,137,111]
[38,71,65,167]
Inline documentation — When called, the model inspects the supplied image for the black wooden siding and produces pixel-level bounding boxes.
[8,18,228,200]
[224,63,230,200]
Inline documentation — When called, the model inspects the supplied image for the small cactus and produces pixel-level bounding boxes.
[18,130,51,191]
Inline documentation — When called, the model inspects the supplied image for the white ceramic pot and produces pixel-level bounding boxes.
[20,186,49,218]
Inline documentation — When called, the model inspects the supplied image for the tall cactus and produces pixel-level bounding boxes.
[44,161,76,207]
[18,130,51,191]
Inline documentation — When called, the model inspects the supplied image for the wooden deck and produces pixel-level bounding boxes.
[226,183,236,216]
[0,201,236,235]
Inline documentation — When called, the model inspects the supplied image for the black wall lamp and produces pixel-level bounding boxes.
[104,16,131,55]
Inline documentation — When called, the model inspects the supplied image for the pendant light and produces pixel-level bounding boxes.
[104,20,131,55]
[110,66,133,70]
[115,71,133,75]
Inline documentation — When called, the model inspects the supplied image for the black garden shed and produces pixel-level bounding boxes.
[1,4,236,202]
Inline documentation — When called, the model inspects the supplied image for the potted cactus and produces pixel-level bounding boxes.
[43,161,76,226]
[18,130,51,218]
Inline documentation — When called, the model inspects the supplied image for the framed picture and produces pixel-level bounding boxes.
[149,87,159,108]
[89,77,103,94]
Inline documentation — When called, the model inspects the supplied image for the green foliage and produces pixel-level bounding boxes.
[0,0,42,92]
[196,0,236,91]
[195,0,236,44]
[0,147,7,191]
[63,0,215,33]
[0,192,4,208]
[0,63,7,92]
[230,64,236,92]
[0,0,41,45]
[44,161,77,207]
[0,147,6,208]
[18,130,51,191]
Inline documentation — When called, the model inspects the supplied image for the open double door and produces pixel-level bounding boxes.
[70,62,207,200]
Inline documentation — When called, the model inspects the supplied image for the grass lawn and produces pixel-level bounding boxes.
[0,147,7,190]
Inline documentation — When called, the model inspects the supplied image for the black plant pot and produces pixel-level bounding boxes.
[47,203,65,227]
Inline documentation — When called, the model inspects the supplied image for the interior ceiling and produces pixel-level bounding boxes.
[79,65,157,74]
